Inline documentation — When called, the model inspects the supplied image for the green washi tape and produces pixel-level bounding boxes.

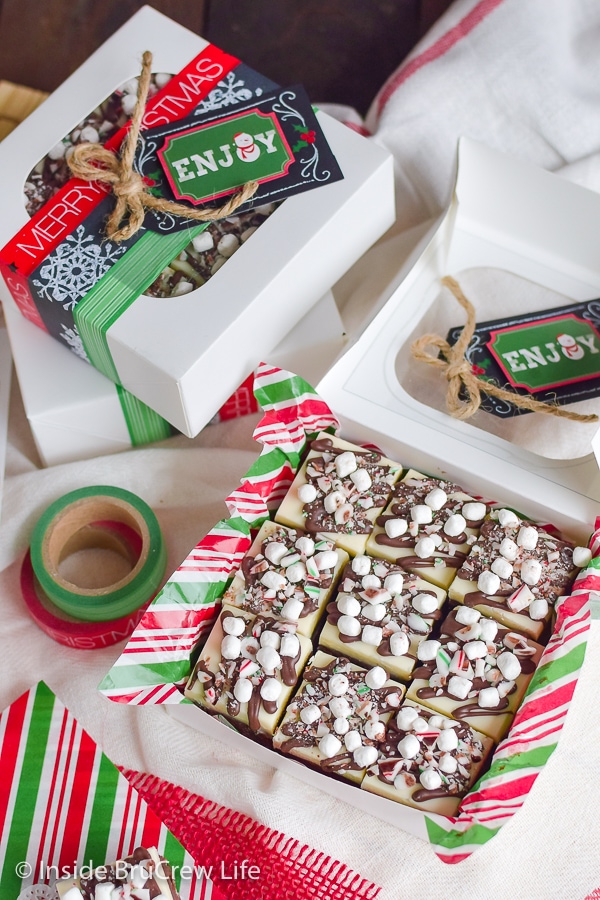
[29,486,167,622]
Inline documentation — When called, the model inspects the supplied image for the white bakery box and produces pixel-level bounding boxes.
[1,284,346,466]
[155,138,600,846]
[0,5,394,439]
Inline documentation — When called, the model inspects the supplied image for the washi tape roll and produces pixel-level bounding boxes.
[21,549,146,649]
[29,486,166,622]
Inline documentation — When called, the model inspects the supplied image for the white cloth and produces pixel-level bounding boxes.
[4,1,600,897]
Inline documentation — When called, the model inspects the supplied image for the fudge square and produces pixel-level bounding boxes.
[406,606,544,741]
[275,432,402,556]
[222,519,348,636]
[366,469,488,590]
[319,555,447,681]
[273,651,406,784]
[186,607,313,737]
[448,507,582,640]
[361,699,494,816]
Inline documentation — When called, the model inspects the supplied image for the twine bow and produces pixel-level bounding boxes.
[411,275,598,423]
[67,50,258,242]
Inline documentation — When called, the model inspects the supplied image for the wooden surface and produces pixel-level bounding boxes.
[0,0,454,115]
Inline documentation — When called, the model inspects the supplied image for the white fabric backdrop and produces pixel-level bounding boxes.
[3,0,600,896]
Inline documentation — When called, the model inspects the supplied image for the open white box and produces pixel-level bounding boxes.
[319,137,600,540]
[1,283,345,466]
[0,5,394,438]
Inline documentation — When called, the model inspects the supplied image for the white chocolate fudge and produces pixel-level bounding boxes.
[366,469,487,590]
[406,606,544,741]
[361,700,493,816]
[449,508,579,640]
[223,519,348,636]
[186,606,312,737]
[275,432,402,556]
[319,556,447,681]
[57,846,179,899]
[273,651,405,783]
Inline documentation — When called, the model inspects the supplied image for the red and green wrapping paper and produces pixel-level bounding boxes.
[0,680,222,898]
[99,363,592,862]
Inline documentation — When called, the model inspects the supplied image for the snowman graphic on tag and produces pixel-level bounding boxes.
[557,333,584,360]
[234,132,261,162]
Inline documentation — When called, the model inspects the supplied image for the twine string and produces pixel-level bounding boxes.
[410,275,598,423]
[68,50,259,242]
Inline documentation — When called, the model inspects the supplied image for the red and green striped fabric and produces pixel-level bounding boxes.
[0,681,220,898]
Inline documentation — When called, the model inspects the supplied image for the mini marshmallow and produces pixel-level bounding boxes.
[362,573,382,590]
[350,467,372,492]
[286,561,307,583]
[499,538,519,561]
[462,501,486,521]
[477,570,501,595]
[420,768,442,791]
[192,231,215,252]
[329,673,350,696]
[298,483,318,503]
[444,514,467,537]
[221,635,242,659]
[335,450,358,477]
[295,535,315,556]
[385,518,409,538]
[411,504,433,525]
[335,503,354,525]
[497,651,522,681]
[222,616,246,636]
[338,615,362,637]
[80,124,100,143]
[260,630,281,649]
[300,704,322,725]
[48,141,66,160]
[389,631,410,656]
[411,716,429,733]
[437,728,459,752]
[439,753,459,774]
[498,508,520,527]
[279,634,300,658]
[417,640,441,661]
[264,541,289,565]
[364,719,386,741]
[354,745,379,768]
[344,730,363,752]
[333,716,350,735]
[234,678,254,704]
[260,570,287,591]
[362,625,384,646]
[362,603,387,622]
[365,666,388,690]
[478,686,501,708]
[384,572,404,594]
[521,558,542,586]
[478,618,499,641]
[447,675,473,700]
[337,594,361,617]
[517,525,539,551]
[396,706,419,730]
[425,487,447,510]
[397,733,421,759]
[412,593,439,615]
[280,598,304,622]
[217,233,240,257]
[93,885,116,900]
[256,646,281,673]
[315,549,339,570]
[573,546,592,568]
[454,606,481,626]
[329,696,351,718]
[352,555,372,576]
[529,596,549,620]
[464,640,488,660]
[260,678,282,702]
[324,491,346,514]
[491,556,513,580]
[318,733,343,758]
[414,536,437,559]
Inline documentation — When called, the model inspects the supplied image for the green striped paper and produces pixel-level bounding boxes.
[74,224,209,382]
[115,383,172,446]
